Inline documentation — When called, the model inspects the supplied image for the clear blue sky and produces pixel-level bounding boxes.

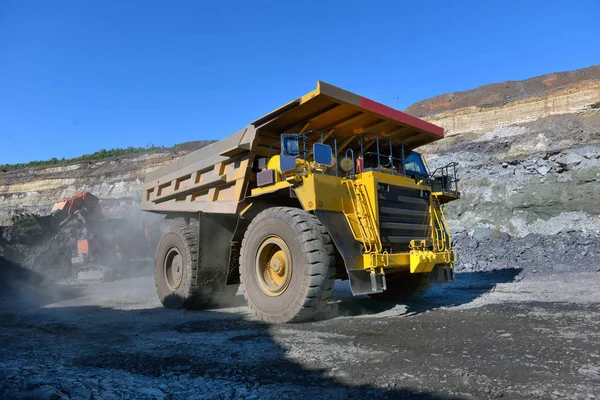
[1,0,599,164]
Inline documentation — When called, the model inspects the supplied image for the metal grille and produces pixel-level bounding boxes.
[378,186,431,252]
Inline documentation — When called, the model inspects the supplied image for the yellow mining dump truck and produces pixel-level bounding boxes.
[141,82,459,323]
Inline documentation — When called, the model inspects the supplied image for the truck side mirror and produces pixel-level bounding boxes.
[280,155,297,172]
[281,134,300,157]
[313,143,333,166]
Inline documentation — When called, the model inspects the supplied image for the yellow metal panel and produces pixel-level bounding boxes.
[359,250,453,272]
[361,253,410,270]
[293,175,316,211]
[366,170,431,191]
[250,180,292,197]
[299,87,321,104]
[294,174,348,211]
[410,250,439,273]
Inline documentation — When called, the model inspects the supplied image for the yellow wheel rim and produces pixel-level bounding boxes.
[255,236,292,296]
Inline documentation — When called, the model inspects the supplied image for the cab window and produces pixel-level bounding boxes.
[404,152,428,178]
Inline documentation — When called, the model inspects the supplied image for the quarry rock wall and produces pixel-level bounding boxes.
[0,152,187,225]
[420,81,600,136]
[413,65,600,237]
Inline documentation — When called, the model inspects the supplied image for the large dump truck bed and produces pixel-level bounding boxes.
[141,81,444,215]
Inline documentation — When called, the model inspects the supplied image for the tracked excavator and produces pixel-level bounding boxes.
[6,192,154,282]
[55,192,157,282]
[53,192,120,282]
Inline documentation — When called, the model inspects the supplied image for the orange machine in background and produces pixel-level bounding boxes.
[51,192,103,227]
[50,192,155,282]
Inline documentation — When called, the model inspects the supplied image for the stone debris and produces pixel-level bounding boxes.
[14,384,69,400]
[452,230,600,275]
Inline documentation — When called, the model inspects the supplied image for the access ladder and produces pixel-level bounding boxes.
[342,180,382,255]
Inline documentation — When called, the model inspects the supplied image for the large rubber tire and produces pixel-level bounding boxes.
[155,224,210,309]
[369,272,430,301]
[240,207,336,323]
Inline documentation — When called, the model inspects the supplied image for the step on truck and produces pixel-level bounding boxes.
[141,82,460,323]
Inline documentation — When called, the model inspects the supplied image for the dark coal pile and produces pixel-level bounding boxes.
[0,213,158,283]
[0,255,45,292]
[0,215,84,282]
[452,227,600,275]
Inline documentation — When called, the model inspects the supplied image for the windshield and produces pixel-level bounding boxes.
[404,152,428,178]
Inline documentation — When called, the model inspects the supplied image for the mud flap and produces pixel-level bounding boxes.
[429,264,455,284]
[195,212,239,288]
[347,270,387,295]
[314,210,380,295]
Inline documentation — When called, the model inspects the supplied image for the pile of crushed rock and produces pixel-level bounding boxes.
[452,227,600,275]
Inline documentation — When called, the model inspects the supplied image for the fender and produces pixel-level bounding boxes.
[314,209,377,295]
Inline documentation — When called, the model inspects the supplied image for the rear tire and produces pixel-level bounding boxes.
[240,207,336,323]
[155,224,211,309]
[369,272,430,301]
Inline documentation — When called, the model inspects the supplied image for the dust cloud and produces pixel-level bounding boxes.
[0,199,165,307]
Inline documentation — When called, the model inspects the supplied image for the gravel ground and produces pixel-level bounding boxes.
[0,261,598,400]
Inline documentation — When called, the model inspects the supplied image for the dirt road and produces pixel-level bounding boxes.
[0,266,598,399]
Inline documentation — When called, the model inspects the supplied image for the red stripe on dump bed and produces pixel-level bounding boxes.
[358,97,444,137]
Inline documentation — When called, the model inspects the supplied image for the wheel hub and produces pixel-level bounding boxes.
[164,247,183,291]
[256,236,292,296]
[269,251,286,275]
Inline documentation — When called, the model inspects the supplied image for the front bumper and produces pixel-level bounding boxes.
[362,249,458,273]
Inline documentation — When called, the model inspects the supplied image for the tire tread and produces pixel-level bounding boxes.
[155,223,208,309]
[240,207,336,323]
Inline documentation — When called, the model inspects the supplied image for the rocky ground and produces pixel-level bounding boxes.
[0,252,598,400]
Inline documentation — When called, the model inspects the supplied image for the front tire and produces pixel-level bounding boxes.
[240,207,336,323]
[155,224,210,309]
